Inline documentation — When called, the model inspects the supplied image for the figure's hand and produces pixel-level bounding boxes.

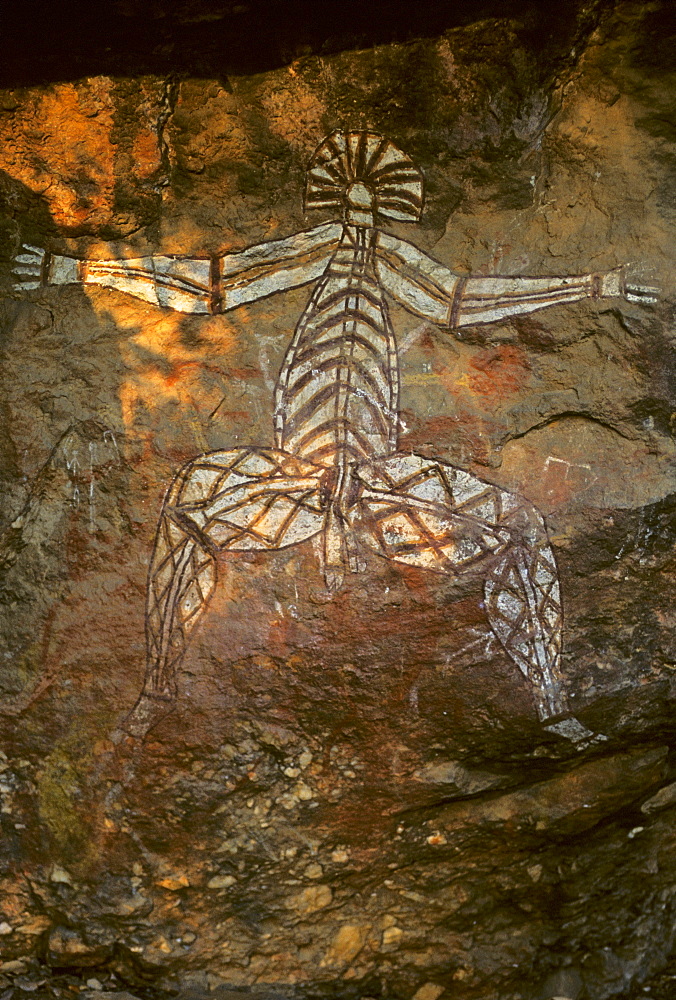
[624,279,660,304]
[12,244,45,291]
[601,264,659,303]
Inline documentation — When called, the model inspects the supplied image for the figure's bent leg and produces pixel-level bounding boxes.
[350,453,573,724]
[124,447,326,737]
[123,462,217,737]
[482,504,565,721]
[350,452,513,573]
[144,507,216,701]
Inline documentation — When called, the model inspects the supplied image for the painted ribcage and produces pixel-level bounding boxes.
[275,233,399,469]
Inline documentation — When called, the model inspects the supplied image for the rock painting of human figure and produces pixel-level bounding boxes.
[12,130,657,741]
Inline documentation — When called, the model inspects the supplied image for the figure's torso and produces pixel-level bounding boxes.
[274,225,398,471]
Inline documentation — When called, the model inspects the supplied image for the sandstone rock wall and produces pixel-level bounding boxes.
[0,3,675,999]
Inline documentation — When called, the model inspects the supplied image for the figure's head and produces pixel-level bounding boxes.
[305,130,423,226]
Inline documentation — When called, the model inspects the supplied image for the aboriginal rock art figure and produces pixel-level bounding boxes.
[12,130,657,740]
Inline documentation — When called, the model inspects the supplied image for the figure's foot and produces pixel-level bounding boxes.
[543,714,608,750]
[323,566,345,593]
[113,693,176,742]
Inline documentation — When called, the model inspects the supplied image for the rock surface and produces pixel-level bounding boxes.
[1,2,676,999]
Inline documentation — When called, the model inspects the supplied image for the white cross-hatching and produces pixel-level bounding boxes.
[12,129,657,741]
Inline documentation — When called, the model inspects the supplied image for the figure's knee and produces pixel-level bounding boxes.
[169,453,217,508]
[162,448,244,513]
[521,500,549,544]
[153,456,198,514]
[498,491,549,547]
[169,446,290,510]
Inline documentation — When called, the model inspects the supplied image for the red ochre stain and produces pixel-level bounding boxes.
[467,345,532,400]
[420,414,463,436]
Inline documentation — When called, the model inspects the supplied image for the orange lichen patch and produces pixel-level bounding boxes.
[130,128,162,179]
[0,79,116,229]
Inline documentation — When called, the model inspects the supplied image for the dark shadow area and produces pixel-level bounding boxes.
[5,0,609,87]
[626,0,676,75]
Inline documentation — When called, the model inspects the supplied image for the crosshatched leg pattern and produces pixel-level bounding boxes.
[349,453,566,719]
[484,527,565,720]
[145,513,216,699]
[143,447,326,698]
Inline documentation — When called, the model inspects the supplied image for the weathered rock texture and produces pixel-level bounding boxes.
[1,2,675,998]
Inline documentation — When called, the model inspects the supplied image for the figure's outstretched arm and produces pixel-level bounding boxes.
[375,231,658,330]
[449,268,657,328]
[11,222,342,315]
